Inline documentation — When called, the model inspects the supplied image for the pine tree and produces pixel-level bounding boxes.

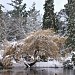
[0,4,4,16]
[0,4,2,15]
[8,0,27,17]
[0,4,6,42]
[56,9,68,36]
[43,0,56,30]
[66,0,75,51]
[25,2,42,33]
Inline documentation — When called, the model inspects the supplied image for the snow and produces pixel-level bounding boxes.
[11,58,26,68]
[0,50,4,60]
[64,56,72,62]
[33,60,63,68]
[0,55,3,60]
[64,51,75,62]
[9,57,63,68]
[11,59,63,68]
[11,58,30,68]
[60,17,66,22]
[71,51,75,54]
[12,61,26,68]
[10,41,17,48]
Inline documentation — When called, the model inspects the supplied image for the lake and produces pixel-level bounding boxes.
[0,68,75,75]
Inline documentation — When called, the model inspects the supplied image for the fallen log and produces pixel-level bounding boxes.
[28,60,37,67]
[24,60,37,68]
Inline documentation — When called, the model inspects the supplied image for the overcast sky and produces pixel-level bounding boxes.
[0,0,67,14]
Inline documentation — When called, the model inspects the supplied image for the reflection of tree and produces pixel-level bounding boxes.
[1,29,66,68]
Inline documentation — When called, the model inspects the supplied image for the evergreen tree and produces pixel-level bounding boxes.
[56,9,68,36]
[66,0,75,51]
[26,2,42,33]
[0,4,2,15]
[43,0,56,31]
[0,4,4,16]
[8,0,27,17]
[0,4,6,42]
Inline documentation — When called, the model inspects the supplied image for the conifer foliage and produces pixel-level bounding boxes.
[8,0,27,17]
[0,4,4,16]
[66,0,75,50]
[26,2,42,33]
[43,0,56,30]
[0,4,5,42]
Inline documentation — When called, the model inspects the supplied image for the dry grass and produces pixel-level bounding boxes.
[2,29,67,68]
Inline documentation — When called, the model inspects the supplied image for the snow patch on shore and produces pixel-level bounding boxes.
[0,50,4,60]
[33,60,63,68]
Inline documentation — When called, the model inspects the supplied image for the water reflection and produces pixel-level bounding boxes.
[0,68,75,75]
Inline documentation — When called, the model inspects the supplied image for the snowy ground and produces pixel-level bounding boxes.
[33,60,63,68]
[11,59,63,68]
[0,50,4,60]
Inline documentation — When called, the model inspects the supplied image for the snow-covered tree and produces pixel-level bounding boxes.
[6,0,27,41]
[25,2,42,33]
[43,0,57,31]
[8,0,27,17]
[66,0,75,51]
[56,9,68,36]
[5,17,26,41]
[0,4,6,42]
[0,4,3,15]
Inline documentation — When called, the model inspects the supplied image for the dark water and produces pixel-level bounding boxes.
[0,68,75,75]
